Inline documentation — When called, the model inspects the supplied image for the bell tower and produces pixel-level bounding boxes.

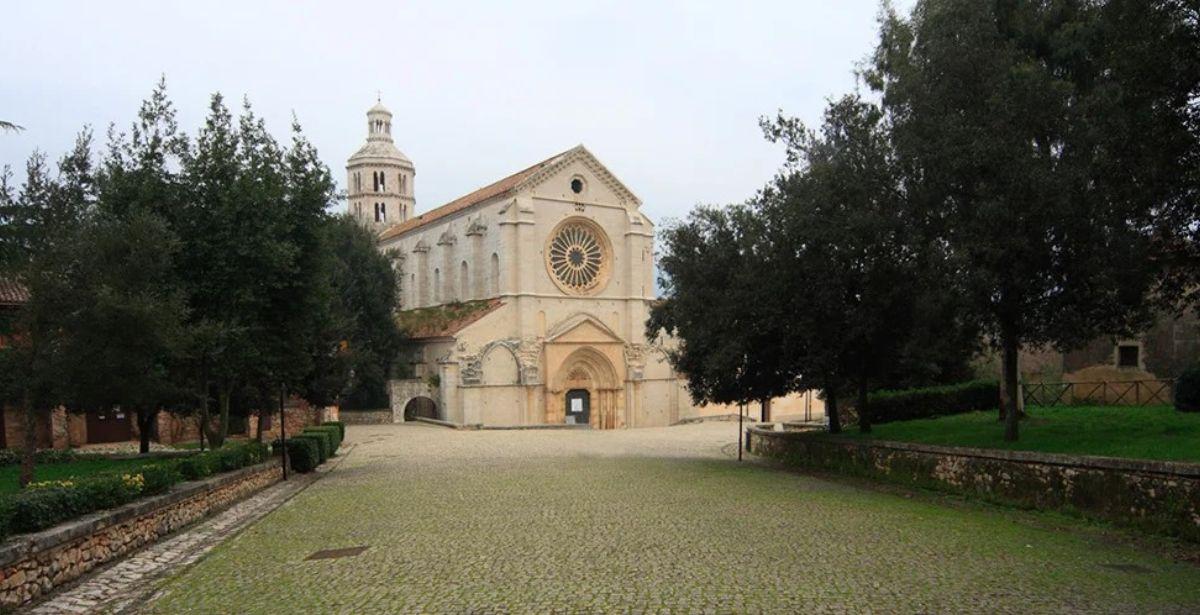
[347,98,416,231]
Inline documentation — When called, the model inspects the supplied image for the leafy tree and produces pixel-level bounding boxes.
[176,95,298,446]
[258,118,337,432]
[0,121,22,133]
[867,0,1200,440]
[0,136,94,484]
[312,215,404,410]
[648,203,793,413]
[61,210,187,454]
[756,96,931,433]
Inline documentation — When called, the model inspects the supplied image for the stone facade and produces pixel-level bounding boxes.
[977,310,1200,384]
[0,462,283,608]
[353,102,814,429]
[748,427,1200,541]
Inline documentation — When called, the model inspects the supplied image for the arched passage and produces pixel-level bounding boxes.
[549,346,623,429]
[404,396,439,421]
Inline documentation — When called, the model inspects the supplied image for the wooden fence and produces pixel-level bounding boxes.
[1021,380,1175,407]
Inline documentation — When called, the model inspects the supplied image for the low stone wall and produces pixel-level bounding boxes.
[340,409,394,425]
[0,462,283,608]
[747,427,1200,542]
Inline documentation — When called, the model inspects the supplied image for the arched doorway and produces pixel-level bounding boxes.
[550,346,622,429]
[404,396,438,421]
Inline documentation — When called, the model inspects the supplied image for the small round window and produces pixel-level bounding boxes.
[570,178,584,194]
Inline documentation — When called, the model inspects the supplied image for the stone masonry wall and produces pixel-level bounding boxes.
[340,409,394,425]
[0,462,282,608]
[748,428,1200,542]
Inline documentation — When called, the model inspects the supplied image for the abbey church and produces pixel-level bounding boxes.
[347,101,814,428]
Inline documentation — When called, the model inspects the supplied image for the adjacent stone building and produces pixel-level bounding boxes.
[351,101,817,428]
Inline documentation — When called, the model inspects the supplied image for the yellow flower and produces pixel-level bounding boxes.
[121,473,146,492]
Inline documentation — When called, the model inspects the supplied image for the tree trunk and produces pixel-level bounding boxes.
[19,388,35,488]
[826,389,841,434]
[857,380,871,434]
[207,385,232,448]
[1001,333,1021,442]
[255,402,266,443]
[137,408,154,455]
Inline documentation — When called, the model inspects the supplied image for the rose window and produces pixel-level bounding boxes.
[547,221,608,294]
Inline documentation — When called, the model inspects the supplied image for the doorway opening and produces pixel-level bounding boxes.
[404,396,439,421]
[565,389,590,425]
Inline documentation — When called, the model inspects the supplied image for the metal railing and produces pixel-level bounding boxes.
[1021,379,1175,407]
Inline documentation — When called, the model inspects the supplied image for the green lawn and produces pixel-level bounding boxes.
[839,405,1200,463]
[0,457,156,495]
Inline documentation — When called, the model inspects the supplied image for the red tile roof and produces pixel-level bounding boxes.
[378,147,578,242]
[0,279,29,306]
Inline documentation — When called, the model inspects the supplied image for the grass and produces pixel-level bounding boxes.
[0,457,156,495]
[839,405,1200,463]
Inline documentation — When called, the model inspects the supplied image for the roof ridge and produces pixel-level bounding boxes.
[378,146,579,242]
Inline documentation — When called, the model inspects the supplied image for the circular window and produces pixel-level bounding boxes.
[570,178,584,194]
[546,218,611,295]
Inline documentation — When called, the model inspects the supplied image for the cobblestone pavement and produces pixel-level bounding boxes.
[26,459,335,615]
[135,423,1200,614]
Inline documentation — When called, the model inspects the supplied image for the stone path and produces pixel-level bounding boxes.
[105,424,1200,613]
[25,456,341,615]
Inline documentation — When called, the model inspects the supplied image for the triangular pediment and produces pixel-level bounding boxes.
[521,146,642,208]
[546,313,625,345]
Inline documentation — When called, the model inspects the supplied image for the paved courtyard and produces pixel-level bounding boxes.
[136,423,1200,614]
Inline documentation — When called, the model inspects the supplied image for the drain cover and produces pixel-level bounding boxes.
[1100,563,1152,574]
[306,546,369,561]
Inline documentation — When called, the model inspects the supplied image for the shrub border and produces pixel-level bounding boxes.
[0,461,279,569]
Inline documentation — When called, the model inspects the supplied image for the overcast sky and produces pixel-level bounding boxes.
[1,1,912,225]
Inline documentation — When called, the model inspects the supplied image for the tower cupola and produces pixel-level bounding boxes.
[347,98,416,231]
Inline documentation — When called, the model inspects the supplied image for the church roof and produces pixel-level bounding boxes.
[368,101,392,115]
[378,146,579,242]
[396,298,505,340]
[0,278,29,306]
[348,140,413,166]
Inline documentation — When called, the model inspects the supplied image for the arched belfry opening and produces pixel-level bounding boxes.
[549,346,622,429]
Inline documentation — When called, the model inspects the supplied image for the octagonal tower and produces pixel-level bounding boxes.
[347,99,416,231]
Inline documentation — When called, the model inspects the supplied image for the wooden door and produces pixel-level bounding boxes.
[86,408,133,443]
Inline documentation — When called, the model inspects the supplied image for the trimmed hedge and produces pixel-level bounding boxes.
[321,421,346,442]
[1177,365,1200,413]
[293,433,328,464]
[303,426,341,455]
[867,380,1000,425]
[281,437,321,473]
[321,418,345,442]
[0,441,273,540]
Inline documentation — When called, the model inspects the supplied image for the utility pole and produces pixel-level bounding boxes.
[279,385,289,481]
[737,402,744,462]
